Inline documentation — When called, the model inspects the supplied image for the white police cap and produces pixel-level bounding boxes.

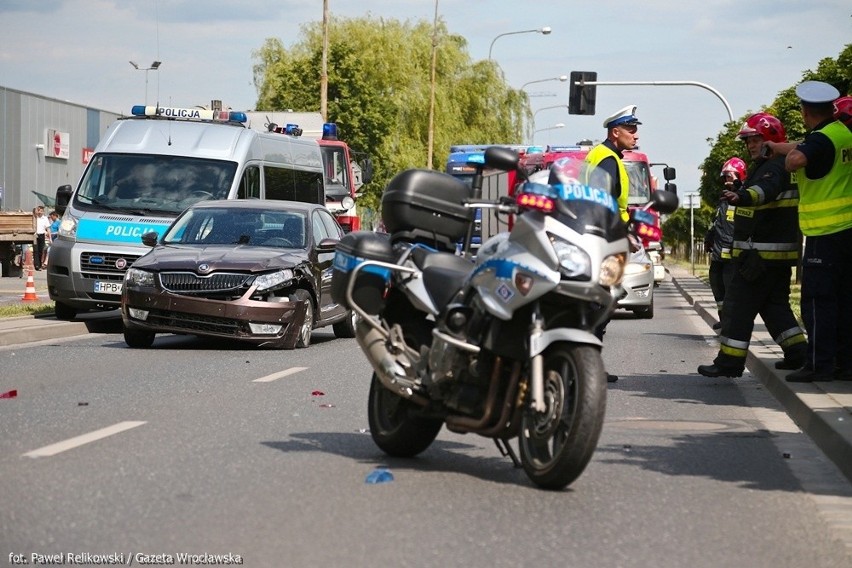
[604,105,642,129]
[796,81,840,104]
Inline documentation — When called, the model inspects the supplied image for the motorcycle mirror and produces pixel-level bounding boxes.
[483,146,520,173]
[651,189,679,214]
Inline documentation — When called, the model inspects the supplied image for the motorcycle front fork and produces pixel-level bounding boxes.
[529,306,546,413]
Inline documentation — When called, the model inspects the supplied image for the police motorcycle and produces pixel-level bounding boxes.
[331,147,678,490]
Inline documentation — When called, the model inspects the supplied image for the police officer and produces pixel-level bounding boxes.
[697,113,807,378]
[766,81,852,382]
[585,105,642,383]
[704,157,744,329]
[585,105,640,223]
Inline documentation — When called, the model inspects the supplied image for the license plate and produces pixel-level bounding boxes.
[94,281,123,294]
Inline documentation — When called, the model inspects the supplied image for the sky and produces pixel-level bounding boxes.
[1,0,850,195]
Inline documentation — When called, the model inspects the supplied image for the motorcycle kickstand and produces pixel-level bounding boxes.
[494,438,521,468]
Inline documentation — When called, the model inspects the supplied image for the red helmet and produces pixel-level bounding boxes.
[833,96,852,128]
[737,112,787,143]
[720,157,747,182]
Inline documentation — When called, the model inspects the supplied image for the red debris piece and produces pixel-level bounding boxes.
[0,389,18,399]
[311,390,325,397]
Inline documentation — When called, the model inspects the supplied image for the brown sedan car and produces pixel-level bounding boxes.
[120,200,356,348]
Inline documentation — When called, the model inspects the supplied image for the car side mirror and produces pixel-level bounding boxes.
[317,237,339,252]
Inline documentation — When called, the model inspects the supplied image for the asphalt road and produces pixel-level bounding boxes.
[1,277,851,567]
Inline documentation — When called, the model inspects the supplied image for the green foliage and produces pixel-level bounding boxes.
[698,44,852,206]
[252,16,528,213]
[661,204,714,248]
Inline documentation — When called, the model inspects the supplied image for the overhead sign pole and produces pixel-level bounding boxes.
[576,80,734,123]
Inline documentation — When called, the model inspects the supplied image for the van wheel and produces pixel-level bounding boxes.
[54,302,76,321]
[290,289,314,348]
[124,329,155,348]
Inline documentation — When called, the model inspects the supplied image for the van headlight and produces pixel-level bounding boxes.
[125,268,155,287]
[599,253,626,287]
[58,214,79,238]
[254,269,295,291]
[552,239,591,280]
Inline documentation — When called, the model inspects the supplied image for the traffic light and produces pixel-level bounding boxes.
[569,71,597,115]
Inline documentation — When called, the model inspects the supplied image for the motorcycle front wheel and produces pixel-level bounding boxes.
[518,342,607,490]
[367,373,443,457]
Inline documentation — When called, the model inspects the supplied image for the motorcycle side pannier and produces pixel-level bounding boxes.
[381,169,474,252]
[331,231,394,314]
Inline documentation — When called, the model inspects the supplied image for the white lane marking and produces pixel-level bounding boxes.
[253,366,309,383]
[22,421,147,458]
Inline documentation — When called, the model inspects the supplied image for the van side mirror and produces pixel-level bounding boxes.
[663,167,676,181]
[141,231,159,247]
[55,184,73,215]
[664,182,677,195]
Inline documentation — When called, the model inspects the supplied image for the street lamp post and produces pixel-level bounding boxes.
[533,104,569,121]
[521,74,568,91]
[129,60,162,106]
[533,122,565,144]
[488,26,552,60]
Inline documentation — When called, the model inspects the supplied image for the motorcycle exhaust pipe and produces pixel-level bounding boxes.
[355,319,429,406]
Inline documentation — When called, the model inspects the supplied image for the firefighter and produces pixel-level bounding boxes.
[832,95,852,130]
[766,82,852,382]
[704,157,744,330]
[697,113,807,378]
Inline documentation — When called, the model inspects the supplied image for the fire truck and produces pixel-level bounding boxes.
[246,112,373,232]
[543,142,677,284]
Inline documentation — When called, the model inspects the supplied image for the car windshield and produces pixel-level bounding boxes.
[74,153,237,215]
[162,207,308,248]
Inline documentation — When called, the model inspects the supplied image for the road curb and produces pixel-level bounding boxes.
[668,264,852,483]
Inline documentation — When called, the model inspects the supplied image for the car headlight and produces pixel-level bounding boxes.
[552,238,591,280]
[623,262,652,275]
[58,213,79,238]
[599,253,626,287]
[254,269,295,291]
[125,267,155,287]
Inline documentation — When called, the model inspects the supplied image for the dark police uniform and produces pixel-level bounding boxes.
[704,154,807,375]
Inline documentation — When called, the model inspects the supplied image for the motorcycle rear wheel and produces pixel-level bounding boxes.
[518,342,606,490]
[368,373,443,457]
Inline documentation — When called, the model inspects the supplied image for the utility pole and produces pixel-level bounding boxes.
[320,0,329,121]
[426,0,439,169]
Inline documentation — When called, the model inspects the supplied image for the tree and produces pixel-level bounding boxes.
[252,16,528,212]
[664,44,852,254]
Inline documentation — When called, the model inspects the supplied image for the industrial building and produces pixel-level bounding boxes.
[0,86,121,212]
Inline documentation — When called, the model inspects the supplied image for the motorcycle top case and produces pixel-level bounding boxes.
[381,169,474,252]
[331,231,394,314]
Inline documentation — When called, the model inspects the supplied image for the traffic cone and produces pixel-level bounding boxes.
[21,269,39,302]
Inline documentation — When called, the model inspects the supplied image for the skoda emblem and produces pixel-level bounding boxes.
[115,258,127,270]
[198,263,210,272]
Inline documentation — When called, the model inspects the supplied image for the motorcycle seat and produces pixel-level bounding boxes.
[423,265,469,311]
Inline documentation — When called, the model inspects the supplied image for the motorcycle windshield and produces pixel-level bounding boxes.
[524,158,627,241]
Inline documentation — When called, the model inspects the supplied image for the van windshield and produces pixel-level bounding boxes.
[625,161,652,205]
[74,154,237,215]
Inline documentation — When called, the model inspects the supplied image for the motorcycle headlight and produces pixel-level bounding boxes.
[58,213,79,239]
[125,267,155,287]
[552,238,591,280]
[254,269,295,291]
[599,253,626,287]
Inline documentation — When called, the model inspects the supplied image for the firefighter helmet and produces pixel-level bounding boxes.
[737,112,787,143]
[720,157,747,182]
[833,96,852,129]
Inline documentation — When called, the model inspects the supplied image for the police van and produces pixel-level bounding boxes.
[47,104,326,320]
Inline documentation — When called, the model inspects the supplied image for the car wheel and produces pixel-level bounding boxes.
[634,297,654,319]
[333,310,357,338]
[124,328,155,348]
[290,289,314,348]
